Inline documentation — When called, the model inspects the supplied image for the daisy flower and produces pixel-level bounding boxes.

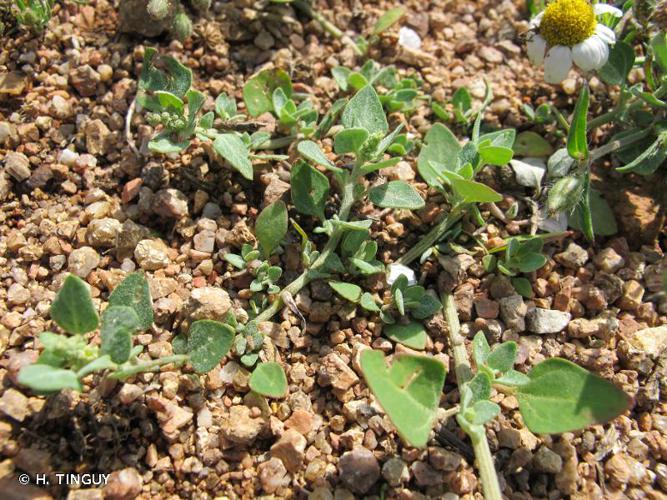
[527,0,623,83]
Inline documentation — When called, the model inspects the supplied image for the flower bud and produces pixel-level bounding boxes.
[547,175,584,215]
[147,0,170,20]
[171,12,193,41]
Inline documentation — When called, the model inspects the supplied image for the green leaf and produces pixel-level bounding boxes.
[109,272,154,330]
[417,123,461,188]
[372,6,405,35]
[51,275,99,335]
[384,321,428,350]
[450,178,503,203]
[243,69,292,117]
[100,306,140,364]
[486,342,517,373]
[215,92,237,119]
[330,281,362,303]
[342,85,388,135]
[513,131,553,157]
[466,372,492,405]
[172,334,188,355]
[155,91,184,113]
[567,85,589,161]
[249,362,288,398]
[359,157,402,176]
[468,400,500,425]
[332,66,351,91]
[368,181,425,210]
[297,140,339,172]
[291,161,330,221]
[334,128,369,154]
[479,144,513,166]
[516,253,547,273]
[148,133,190,154]
[256,200,288,258]
[616,133,667,175]
[187,320,234,374]
[472,331,490,367]
[651,33,667,72]
[517,358,630,434]
[186,89,205,127]
[360,350,446,447]
[479,129,516,149]
[511,277,533,298]
[569,189,617,236]
[495,369,530,387]
[452,87,472,113]
[360,292,381,312]
[410,293,442,320]
[139,47,192,98]
[599,41,635,85]
[213,133,253,180]
[18,364,82,393]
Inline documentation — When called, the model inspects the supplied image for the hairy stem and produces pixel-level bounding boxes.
[442,294,502,500]
[110,354,189,380]
[590,127,652,161]
[396,205,464,266]
[293,0,363,56]
[254,167,359,324]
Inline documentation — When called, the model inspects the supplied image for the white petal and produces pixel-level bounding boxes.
[544,46,573,84]
[529,11,545,29]
[594,4,623,17]
[386,263,417,286]
[595,23,616,44]
[510,158,546,188]
[572,35,609,71]
[527,33,547,66]
[398,27,422,50]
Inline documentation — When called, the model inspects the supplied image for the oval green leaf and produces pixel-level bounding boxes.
[249,362,288,398]
[360,350,446,447]
[329,281,362,303]
[18,364,82,393]
[383,321,428,350]
[101,306,140,364]
[256,200,288,258]
[517,358,630,434]
[51,275,99,335]
[213,133,253,180]
[368,181,425,209]
[187,320,234,373]
[109,272,154,330]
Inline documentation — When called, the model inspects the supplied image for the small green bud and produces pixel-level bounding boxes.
[547,175,584,215]
[171,12,193,41]
[147,0,170,20]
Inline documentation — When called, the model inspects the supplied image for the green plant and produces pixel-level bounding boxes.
[523,6,667,241]
[360,295,630,500]
[17,273,288,395]
[12,0,54,32]
[488,235,548,277]
[379,274,441,324]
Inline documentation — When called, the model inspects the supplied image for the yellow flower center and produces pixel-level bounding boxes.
[539,0,596,47]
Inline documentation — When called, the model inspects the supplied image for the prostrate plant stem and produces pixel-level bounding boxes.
[396,205,464,266]
[254,161,362,324]
[108,354,190,379]
[292,0,364,56]
[442,293,502,500]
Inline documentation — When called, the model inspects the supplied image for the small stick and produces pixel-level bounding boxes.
[125,96,139,156]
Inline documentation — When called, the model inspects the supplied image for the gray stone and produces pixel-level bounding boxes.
[4,151,31,181]
[134,239,170,270]
[555,242,588,269]
[338,447,380,494]
[382,457,409,486]
[532,446,563,474]
[499,295,527,331]
[153,189,189,219]
[185,287,232,321]
[87,218,122,248]
[526,308,571,334]
[68,246,101,278]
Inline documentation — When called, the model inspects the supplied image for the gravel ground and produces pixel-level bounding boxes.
[1,0,666,499]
